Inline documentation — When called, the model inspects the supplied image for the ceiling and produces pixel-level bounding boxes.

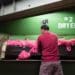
[0,0,75,22]
[0,0,20,6]
[0,0,13,5]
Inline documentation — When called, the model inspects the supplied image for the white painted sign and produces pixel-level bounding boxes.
[58,17,75,29]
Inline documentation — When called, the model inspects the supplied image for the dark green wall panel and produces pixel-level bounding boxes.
[0,23,5,33]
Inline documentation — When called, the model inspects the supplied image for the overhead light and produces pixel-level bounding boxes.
[48,0,62,4]
[39,0,62,6]
[28,0,62,9]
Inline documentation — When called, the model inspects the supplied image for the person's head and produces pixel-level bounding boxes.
[25,38,29,40]
[41,25,49,34]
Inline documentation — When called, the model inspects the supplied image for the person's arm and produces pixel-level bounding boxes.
[37,37,42,55]
[1,42,7,59]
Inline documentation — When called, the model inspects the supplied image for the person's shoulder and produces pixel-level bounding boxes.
[38,34,43,38]
[50,32,58,38]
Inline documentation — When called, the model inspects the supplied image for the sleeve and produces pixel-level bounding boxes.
[54,34,58,46]
[37,36,42,54]
[56,35,58,44]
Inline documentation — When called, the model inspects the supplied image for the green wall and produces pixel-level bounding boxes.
[1,9,75,39]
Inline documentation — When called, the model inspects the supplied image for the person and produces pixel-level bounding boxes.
[37,25,64,75]
[0,35,9,59]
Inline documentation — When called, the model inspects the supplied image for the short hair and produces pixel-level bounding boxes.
[41,25,49,30]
